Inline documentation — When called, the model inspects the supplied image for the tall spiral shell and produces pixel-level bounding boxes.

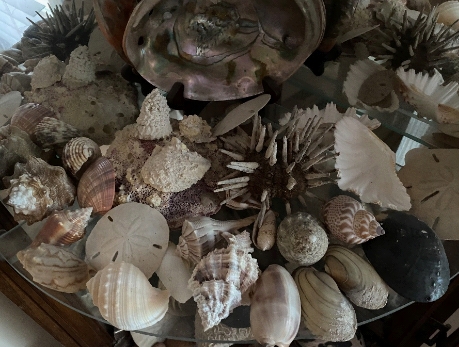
[322,195,384,245]
[86,262,170,331]
[62,137,102,178]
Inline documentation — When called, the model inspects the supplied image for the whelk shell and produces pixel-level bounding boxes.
[250,264,301,347]
[17,243,90,293]
[322,195,384,245]
[324,245,389,309]
[10,103,56,138]
[77,156,115,214]
[34,117,83,148]
[62,137,102,179]
[86,261,170,331]
[31,207,93,248]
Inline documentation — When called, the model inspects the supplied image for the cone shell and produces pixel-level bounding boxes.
[17,243,90,293]
[324,245,389,309]
[34,117,82,148]
[10,103,56,137]
[62,137,102,178]
[322,195,384,245]
[293,267,357,342]
[250,265,301,347]
[77,157,115,214]
[31,207,93,247]
[86,262,170,331]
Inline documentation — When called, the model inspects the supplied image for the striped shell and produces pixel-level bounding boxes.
[436,1,459,30]
[10,103,56,137]
[62,137,102,178]
[34,117,82,148]
[322,195,384,245]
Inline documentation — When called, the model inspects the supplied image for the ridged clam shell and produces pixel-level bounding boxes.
[17,243,90,293]
[87,262,170,331]
[324,245,389,309]
[10,103,56,137]
[322,195,384,245]
[62,137,102,178]
[293,267,357,342]
[250,265,301,347]
[34,117,82,148]
[77,157,115,214]
[436,1,459,30]
[31,207,93,248]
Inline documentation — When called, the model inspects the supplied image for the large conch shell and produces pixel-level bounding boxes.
[86,262,170,331]
[293,267,357,342]
[250,264,301,347]
[176,215,257,264]
[324,245,389,309]
[17,243,90,293]
[322,195,384,245]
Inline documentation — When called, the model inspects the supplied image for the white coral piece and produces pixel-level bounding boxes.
[179,115,215,143]
[135,89,172,140]
[141,137,211,192]
[62,46,96,89]
[31,55,66,90]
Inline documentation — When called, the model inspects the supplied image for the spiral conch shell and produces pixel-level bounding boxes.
[250,265,301,347]
[322,195,384,245]
[86,262,170,331]
[324,245,389,309]
[293,267,357,342]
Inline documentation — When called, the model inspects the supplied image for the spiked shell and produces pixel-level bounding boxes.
[322,195,385,245]
[62,137,102,178]
[10,103,56,137]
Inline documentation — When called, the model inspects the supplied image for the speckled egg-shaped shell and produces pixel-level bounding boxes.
[362,212,450,302]
[277,212,328,266]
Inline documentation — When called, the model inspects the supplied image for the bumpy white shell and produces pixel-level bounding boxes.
[17,243,90,293]
[62,46,96,89]
[135,89,172,140]
[179,115,215,143]
[334,117,411,210]
[141,137,211,192]
[31,55,66,90]
[86,262,170,331]
[435,2,459,30]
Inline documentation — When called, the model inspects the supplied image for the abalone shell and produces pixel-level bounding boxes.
[123,0,325,101]
[362,212,450,303]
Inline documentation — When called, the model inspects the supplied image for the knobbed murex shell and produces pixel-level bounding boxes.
[10,103,56,138]
[294,267,357,342]
[62,137,102,179]
[324,245,389,310]
[250,264,301,347]
[17,243,90,293]
[86,261,170,331]
[322,195,385,245]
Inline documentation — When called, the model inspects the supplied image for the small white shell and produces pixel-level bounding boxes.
[31,55,66,90]
[62,46,96,89]
[254,209,277,251]
[135,88,172,140]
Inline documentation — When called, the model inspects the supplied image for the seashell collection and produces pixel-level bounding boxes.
[2,0,458,343]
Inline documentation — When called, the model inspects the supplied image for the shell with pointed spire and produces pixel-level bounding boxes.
[322,195,384,245]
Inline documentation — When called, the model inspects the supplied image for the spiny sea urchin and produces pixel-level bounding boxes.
[22,0,96,61]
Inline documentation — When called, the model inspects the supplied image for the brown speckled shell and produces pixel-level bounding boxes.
[62,137,102,179]
[34,117,82,148]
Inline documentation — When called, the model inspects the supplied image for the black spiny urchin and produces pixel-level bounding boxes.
[22,0,96,61]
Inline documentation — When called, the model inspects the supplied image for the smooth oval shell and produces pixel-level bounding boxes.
[10,103,56,137]
[362,212,450,302]
[250,264,301,347]
[293,267,357,342]
[86,261,170,331]
[324,245,389,309]
[77,156,115,214]
[62,137,102,179]
[277,212,328,266]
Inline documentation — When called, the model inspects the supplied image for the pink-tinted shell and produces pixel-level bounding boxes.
[10,103,56,136]
[77,157,115,214]
[62,137,102,179]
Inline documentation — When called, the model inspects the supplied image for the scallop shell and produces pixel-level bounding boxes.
[176,215,256,264]
[250,264,301,347]
[324,245,389,309]
[10,103,56,137]
[17,243,90,293]
[334,117,411,210]
[343,59,399,112]
[293,267,357,342]
[77,156,115,214]
[34,117,83,148]
[31,207,93,248]
[322,195,384,245]
[62,137,102,178]
[86,261,170,331]
[435,1,459,30]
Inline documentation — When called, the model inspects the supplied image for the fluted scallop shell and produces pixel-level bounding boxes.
[34,117,82,148]
[322,195,384,245]
[77,156,115,214]
[293,267,357,342]
[17,243,90,293]
[31,207,93,248]
[10,103,56,137]
[62,137,102,178]
[436,1,459,30]
[86,261,170,331]
[324,245,389,309]
[250,264,301,347]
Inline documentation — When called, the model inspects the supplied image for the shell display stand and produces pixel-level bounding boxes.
[1,62,459,344]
